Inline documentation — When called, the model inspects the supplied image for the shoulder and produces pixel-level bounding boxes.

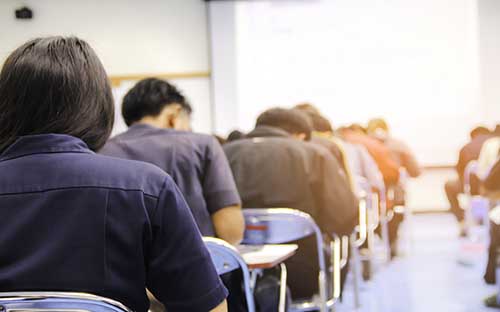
[161,131,218,153]
[162,130,215,144]
[304,140,331,156]
[88,154,171,197]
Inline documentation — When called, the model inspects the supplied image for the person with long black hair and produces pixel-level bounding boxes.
[0,37,227,312]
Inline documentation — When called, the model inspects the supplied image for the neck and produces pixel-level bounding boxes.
[136,117,170,129]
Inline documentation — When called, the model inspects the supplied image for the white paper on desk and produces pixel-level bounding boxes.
[489,205,500,225]
[237,244,298,266]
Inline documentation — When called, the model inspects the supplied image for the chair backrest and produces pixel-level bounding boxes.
[471,197,490,220]
[241,208,340,312]
[203,237,247,275]
[0,292,131,312]
[203,237,256,312]
[464,160,479,195]
[242,208,320,245]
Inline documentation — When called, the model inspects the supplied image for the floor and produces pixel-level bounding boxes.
[337,213,497,312]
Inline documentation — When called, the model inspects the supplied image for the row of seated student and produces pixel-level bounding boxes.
[484,158,500,308]
[0,36,420,312]
[445,125,500,237]
[443,125,500,308]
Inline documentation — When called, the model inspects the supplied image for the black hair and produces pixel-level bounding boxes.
[122,78,192,126]
[0,36,114,152]
[470,126,491,139]
[256,108,313,140]
[227,130,246,142]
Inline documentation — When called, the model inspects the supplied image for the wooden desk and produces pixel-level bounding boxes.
[237,244,298,269]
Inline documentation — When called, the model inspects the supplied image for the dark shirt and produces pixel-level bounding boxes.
[223,126,358,298]
[100,124,241,237]
[485,159,500,191]
[0,134,227,312]
[311,136,349,177]
[457,134,494,180]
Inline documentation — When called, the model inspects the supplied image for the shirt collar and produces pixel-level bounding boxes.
[129,123,182,135]
[0,134,93,162]
[129,123,156,131]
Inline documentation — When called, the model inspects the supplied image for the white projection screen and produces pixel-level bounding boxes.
[209,0,483,166]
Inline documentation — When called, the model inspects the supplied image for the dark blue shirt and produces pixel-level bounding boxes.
[100,124,241,237]
[0,134,227,312]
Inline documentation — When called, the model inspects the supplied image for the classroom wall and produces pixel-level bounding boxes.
[0,0,212,134]
[209,0,483,166]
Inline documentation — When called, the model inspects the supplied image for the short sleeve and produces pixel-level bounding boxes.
[146,177,228,311]
[203,137,241,214]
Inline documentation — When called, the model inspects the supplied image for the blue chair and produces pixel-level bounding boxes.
[463,160,491,239]
[203,237,256,312]
[356,176,391,264]
[242,208,341,312]
[0,292,132,312]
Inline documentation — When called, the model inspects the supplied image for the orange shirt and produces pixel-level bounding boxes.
[343,130,400,185]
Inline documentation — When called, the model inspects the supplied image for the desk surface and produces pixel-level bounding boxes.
[237,244,298,269]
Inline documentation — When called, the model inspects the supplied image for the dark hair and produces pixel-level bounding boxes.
[0,36,114,152]
[495,124,500,136]
[256,108,312,140]
[294,103,333,132]
[122,78,192,126]
[227,130,246,142]
[470,126,491,139]
[294,103,321,115]
[305,112,333,132]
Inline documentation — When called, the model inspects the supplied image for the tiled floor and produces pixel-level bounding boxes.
[337,213,497,312]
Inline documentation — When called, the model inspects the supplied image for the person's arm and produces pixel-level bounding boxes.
[398,141,421,178]
[204,137,244,244]
[211,205,244,245]
[311,146,359,235]
[211,300,228,312]
[147,177,228,311]
[401,151,421,178]
[378,151,400,186]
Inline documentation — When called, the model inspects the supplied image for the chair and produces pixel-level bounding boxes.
[0,292,132,312]
[378,185,392,262]
[349,176,371,307]
[464,161,490,238]
[242,208,341,312]
[203,237,256,312]
[464,160,479,198]
[391,168,414,255]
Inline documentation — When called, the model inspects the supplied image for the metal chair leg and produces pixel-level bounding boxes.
[350,234,362,309]
[279,263,288,312]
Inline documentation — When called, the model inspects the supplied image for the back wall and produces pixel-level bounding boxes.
[0,0,213,134]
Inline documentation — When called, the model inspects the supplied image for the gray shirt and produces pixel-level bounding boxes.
[100,124,241,236]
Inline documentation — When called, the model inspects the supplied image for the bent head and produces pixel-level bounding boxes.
[122,78,192,131]
[256,108,312,141]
